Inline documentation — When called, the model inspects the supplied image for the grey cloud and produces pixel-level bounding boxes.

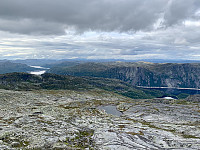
[0,18,66,35]
[1,0,200,61]
[163,0,199,26]
[1,0,198,35]
[1,30,200,60]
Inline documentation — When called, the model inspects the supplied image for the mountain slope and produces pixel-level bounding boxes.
[0,72,164,99]
[47,62,200,88]
[0,61,37,74]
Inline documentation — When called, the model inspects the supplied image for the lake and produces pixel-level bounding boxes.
[138,86,200,95]
[29,66,49,75]
[98,105,122,117]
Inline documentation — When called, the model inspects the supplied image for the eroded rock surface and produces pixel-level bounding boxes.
[0,89,199,149]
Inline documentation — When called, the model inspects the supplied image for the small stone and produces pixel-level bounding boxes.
[59,136,66,142]
[53,143,67,149]
[33,111,43,115]
[11,142,20,147]
[0,140,3,144]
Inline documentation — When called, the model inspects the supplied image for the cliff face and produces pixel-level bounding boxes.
[48,62,200,88]
[104,63,200,88]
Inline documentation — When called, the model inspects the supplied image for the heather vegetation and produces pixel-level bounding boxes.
[0,72,165,99]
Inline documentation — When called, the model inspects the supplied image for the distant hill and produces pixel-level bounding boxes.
[12,59,60,66]
[47,61,200,89]
[11,59,83,69]
[0,61,37,74]
[0,72,165,99]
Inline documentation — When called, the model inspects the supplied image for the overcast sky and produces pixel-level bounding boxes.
[0,0,200,60]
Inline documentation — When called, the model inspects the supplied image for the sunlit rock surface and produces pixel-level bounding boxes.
[0,89,199,149]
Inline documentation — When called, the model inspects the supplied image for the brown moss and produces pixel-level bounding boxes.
[126,131,144,136]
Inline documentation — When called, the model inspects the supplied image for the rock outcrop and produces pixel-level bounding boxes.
[0,89,199,149]
[186,94,200,103]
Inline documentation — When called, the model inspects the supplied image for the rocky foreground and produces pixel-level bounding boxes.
[0,89,199,149]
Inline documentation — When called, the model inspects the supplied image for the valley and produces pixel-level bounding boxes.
[1,1,200,149]
[0,60,200,149]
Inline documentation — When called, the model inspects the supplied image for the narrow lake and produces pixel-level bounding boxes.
[138,86,200,95]
[29,66,49,75]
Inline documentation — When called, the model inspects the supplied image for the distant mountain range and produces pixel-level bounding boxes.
[1,59,200,99]
[1,58,200,66]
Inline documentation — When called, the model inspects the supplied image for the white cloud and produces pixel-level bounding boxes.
[184,20,200,27]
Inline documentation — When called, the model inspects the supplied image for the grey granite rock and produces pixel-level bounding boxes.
[0,89,199,149]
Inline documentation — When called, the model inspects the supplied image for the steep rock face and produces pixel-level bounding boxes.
[103,64,200,88]
[48,62,200,88]
[151,63,200,88]
[103,66,162,87]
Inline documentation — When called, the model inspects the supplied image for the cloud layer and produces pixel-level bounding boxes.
[0,0,199,34]
[0,0,200,60]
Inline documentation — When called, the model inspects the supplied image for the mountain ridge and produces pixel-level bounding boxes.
[47,62,200,88]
